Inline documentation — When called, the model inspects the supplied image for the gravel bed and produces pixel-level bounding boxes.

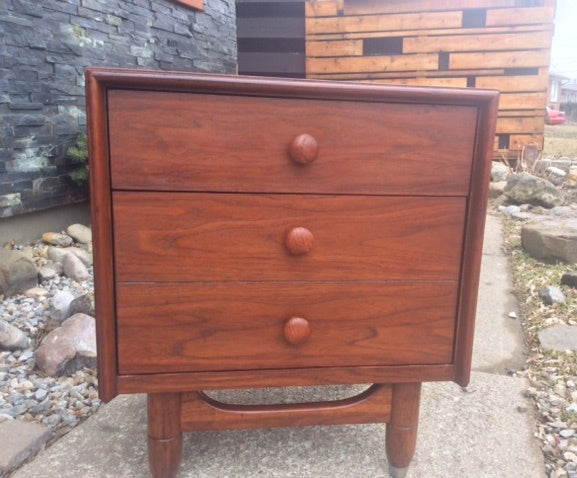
[502,208,577,478]
[0,242,101,439]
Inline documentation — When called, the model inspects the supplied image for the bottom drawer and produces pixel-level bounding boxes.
[116,281,458,374]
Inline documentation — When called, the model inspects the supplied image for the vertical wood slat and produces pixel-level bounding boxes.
[305,0,556,157]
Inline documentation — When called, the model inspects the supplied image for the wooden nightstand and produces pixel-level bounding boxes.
[86,68,498,478]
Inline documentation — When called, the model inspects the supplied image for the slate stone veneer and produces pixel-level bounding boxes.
[0,0,237,217]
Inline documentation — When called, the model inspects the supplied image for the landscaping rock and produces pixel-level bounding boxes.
[65,247,93,267]
[0,420,51,476]
[537,158,572,174]
[539,286,567,305]
[24,287,49,299]
[565,172,577,189]
[491,162,510,182]
[546,166,568,186]
[489,181,507,199]
[521,219,577,263]
[69,293,95,317]
[550,206,574,217]
[561,272,577,288]
[539,325,577,352]
[38,264,61,281]
[62,253,89,282]
[47,247,68,264]
[49,290,75,322]
[504,172,563,208]
[0,321,30,351]
[498,205,521,217]
[42,232,73,247]
[0,249,38,297]
[66,224,92,244]
[35,313,97,377]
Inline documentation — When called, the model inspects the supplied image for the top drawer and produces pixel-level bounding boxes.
[108,89,478,196]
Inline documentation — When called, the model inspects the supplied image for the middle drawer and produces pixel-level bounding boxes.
[113,192,466,282]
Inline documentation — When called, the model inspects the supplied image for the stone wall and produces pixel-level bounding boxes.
[0,0,237,218]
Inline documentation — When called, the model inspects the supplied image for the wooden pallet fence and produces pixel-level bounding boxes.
[306,0,556,157]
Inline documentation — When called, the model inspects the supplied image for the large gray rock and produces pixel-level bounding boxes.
[504,172,562,208]
[0,249,38,297]
[66,224,92,244]
[62,253,89,282]
[0,321,30,351]
[35,313,96,376]
[539,325,577,351]
[522,219,577,263]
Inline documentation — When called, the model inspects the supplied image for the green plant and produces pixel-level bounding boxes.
[66,133,89,186]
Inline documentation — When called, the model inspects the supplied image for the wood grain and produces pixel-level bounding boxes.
[148,393,182,478]
[112,193,467,282]
[116,281,458,374]
[486,7,555,27]
[117,364,455,394]
[307,53,440,75]
[180,384,392,431]
[344,0,518,16]
[403,31,552,54]
[385,383,421,469]
[86,68,498,478]
[449,50,550,70]
[107,89,477,196]
[85,69,117,402]
[306,11,463,35]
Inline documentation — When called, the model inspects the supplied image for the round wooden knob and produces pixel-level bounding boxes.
[283,317,311,345]
[289,134,318,164]
[285,227,314,255]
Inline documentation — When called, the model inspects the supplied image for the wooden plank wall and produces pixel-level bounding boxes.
[306,0,556,156]
[237,0,306,78]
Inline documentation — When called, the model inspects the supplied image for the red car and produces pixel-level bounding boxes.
[546,106,567,125]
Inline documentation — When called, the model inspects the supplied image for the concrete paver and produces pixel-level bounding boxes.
[0,420,50,477]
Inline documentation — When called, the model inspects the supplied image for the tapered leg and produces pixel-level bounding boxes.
[385,383,422,478]
[148,393,183,478]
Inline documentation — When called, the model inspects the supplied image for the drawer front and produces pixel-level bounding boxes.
[116,281,458,374]
[107,89,477,196]
[112,192,466,282]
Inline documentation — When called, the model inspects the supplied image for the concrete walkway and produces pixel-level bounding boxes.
[9,214,546,478]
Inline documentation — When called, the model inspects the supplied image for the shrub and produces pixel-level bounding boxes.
[66,133,89,186]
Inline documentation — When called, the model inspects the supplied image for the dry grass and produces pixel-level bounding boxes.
[543,124,577,159]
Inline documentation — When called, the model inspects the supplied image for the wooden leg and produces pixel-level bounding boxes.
[385,383,422,478]
[148,393,183,478]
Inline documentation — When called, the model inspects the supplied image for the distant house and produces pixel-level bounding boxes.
[549,72,569,109]
[562,80,577,104]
